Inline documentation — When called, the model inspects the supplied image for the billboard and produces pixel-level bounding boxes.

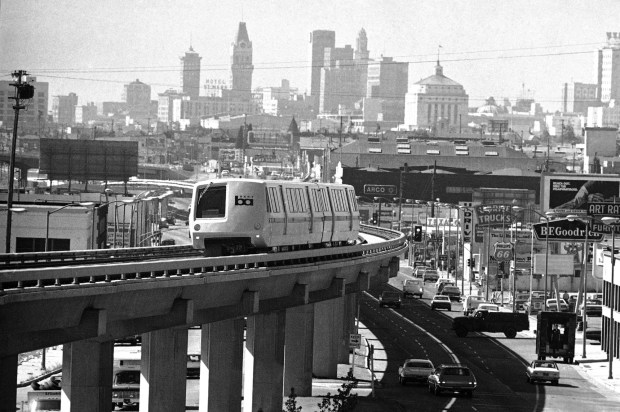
[39,139,138,182]
[473,204,516,243]
[541,173,620,215]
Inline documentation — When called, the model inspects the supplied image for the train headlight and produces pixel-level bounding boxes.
[194,224,201,231]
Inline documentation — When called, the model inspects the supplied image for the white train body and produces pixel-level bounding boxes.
[189,179,360,255]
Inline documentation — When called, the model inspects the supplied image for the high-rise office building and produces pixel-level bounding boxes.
[365,56,409,122]
[597,32,620,104]
[0,76,48,132]
[123,79,152,117]
[230,22,254,101]
[561,82,598,114]
[52,92,78,125]
[308,30,336,108]
[181,46,202,99]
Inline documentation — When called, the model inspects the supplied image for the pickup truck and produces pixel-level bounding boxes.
[452,311,529,338]
[398,358,434,385]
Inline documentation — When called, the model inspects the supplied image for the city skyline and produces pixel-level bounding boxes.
[1,0,620,111]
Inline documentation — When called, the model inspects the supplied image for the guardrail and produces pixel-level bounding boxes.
[0,225,406,297]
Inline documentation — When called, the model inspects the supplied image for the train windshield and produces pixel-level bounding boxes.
[195,185,226,218]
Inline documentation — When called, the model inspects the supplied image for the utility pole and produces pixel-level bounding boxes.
[6,70,34,253]
[560,119,565,146]
[339,116,343,162]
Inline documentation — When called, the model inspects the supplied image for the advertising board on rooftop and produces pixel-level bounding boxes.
[541,173,620,215]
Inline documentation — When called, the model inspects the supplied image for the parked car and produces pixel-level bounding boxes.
[580,299,602,317]
[398,358,434,385]
[379,291,402,308]
[525,360,559,385]
[546,298,569,312]
[463,295,488,316]
[422,269,440,283]
[430,295,452,311]
[440,285,461,301]
[585,327,601,342]
[403,279,424,298]
[31,373,62,390]
[427,364,477,397]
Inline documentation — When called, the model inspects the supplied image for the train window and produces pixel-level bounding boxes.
[285,188,296,212]
[347,189,358,211]
[311,189,323,211]
[195,185,226,218]
[267,187,281,213]
[296,188,308,212]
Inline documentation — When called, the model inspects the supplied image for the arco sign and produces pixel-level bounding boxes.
[363,184,397,196]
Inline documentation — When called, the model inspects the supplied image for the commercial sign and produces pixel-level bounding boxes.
[474,204,516,243]
[461,207,473,243]
[363,184,397,195]
[589,220,620,235]
[541,173,620,215]
[587,202,620,217]
[532,218,604,242]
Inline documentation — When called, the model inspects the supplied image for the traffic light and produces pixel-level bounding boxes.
[470,257,476,268]
[467,258,471,267]
[372,212,378,224]
[413,225,423,242]
[498,261,505,272]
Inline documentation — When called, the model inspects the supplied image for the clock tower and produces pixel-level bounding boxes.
[230,22,254,101]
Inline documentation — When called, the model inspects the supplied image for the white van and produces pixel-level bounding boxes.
[112,348,141,409]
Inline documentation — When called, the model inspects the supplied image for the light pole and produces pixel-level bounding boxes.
[601,216,619,380]
[45,202,93,252]
[511,207,524,312]
[1,207,27,252]
[567,214,592,360]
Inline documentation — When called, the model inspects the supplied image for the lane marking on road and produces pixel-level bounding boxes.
[364,291,460,410]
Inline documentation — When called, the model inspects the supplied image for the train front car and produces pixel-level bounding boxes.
[190,179,268,256]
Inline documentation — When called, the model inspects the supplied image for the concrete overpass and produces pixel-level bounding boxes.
[0,225,405,412]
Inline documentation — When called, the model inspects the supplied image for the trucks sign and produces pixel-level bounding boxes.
[363,184,397,195]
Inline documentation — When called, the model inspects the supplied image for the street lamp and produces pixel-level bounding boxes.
[45,202,94,252]
[530,209,555,311]
[600,216,619,380]
[510,207,524,312]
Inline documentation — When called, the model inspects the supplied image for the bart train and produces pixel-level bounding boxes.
[189,179,360,256]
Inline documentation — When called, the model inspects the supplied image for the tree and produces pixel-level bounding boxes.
[283,387,302,412]
[317,371,358,411]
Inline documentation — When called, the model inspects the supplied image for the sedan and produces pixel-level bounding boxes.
[526,360,559,385]
[427,364,477,397]
[398,358,434,385]
[430,295,452,311]
[546,298,569,312]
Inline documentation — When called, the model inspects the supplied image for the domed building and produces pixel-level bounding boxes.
[403,60,469,131]
[476,97,504,116]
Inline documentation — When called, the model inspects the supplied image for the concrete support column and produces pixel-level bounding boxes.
[243,311,286,412]
[340,293,358,363]
[140,328,188,412]
[61,340,113,412]
[199,318,244,412]
[0,355,17,412]
[313,297,345,378]
[284,304,314,397]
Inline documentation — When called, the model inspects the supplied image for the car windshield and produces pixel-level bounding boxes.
[443,367,470,376]
[407,361,432,368]
[115,370,140,385]
[435,295,450,301]
[534,361,557,369]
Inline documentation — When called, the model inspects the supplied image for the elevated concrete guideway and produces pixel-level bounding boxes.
[0,225,406,412]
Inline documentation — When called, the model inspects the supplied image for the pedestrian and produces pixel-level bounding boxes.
[562,291,569,302]
[550,325,561,355]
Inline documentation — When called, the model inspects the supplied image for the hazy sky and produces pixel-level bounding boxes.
[1,0,619,112]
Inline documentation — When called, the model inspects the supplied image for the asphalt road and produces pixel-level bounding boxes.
[358,272,620,411]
